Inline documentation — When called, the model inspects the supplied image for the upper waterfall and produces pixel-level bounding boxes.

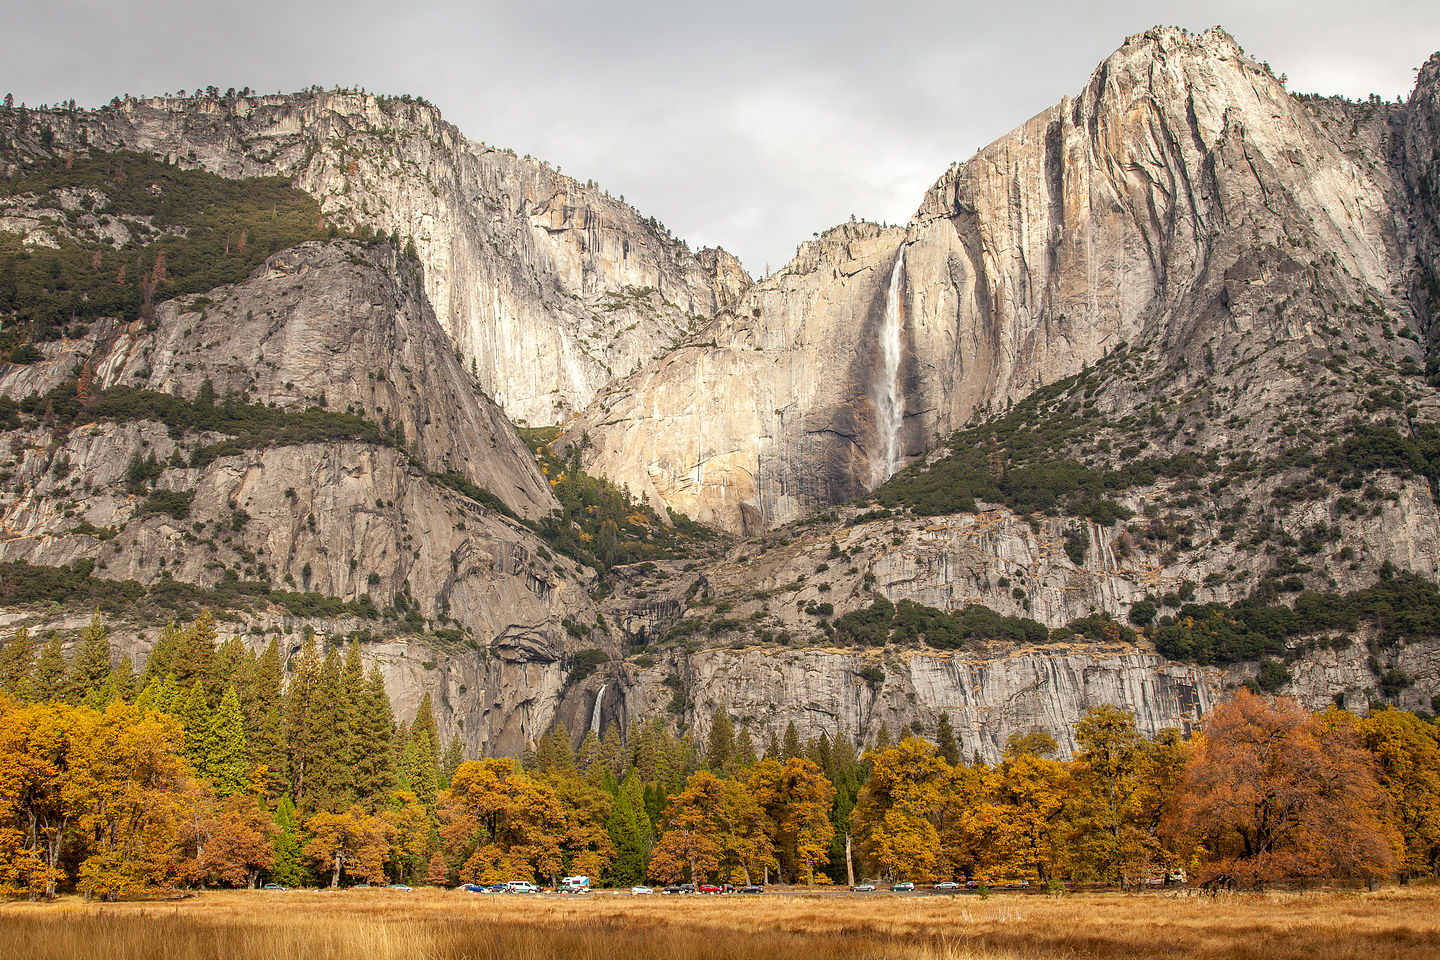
[871,245,907,486]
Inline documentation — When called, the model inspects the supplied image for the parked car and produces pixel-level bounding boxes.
[891,882,915,892]
[678,883,696,894]
[630,885,654,895]
[560,875,591,893]
[461,883,487,893]
[850,883,876,892]
[386,884,413,891]
[661,885,682,895]
[738,885,763,894]
[351,884,371,890]
[506,881,539,894]
[935,881,960,891]
[261,882,287,891]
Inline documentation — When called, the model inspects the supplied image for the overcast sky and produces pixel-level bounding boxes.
[3,0,1437,274]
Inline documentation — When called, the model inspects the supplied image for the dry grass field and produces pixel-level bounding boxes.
[2,886,1438,960]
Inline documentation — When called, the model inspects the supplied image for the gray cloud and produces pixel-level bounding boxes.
[3,0,1437,274]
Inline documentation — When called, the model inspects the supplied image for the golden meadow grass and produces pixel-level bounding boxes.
[2,887,1438,960]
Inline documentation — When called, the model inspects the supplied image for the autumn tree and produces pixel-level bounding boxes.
[1167,690,1400,887]
[748,756,836,883]
[851,737,949,882]
[1352,708,1440,879]
[649,769,773,884]
[438,758,565,883]
[305,805,392,887]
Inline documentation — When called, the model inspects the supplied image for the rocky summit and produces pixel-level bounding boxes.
[2,26,1440,762]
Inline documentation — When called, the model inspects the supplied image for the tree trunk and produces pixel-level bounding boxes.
[845,833,855,887]
[332,853,342,889]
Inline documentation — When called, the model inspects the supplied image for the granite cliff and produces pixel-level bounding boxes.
[0,89,748,424]
[4,28,1440,762]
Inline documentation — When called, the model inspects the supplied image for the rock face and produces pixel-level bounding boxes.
[568,27,1429,534]
[7,91,748,424]
[5,30,1440,764]
[0,242,607,754]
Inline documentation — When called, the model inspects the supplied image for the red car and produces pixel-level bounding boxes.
[696,883,722,894]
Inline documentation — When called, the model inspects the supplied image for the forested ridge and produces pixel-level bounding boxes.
[2,612,1438,900]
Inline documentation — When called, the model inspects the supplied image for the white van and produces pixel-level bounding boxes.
[505,881,539,894]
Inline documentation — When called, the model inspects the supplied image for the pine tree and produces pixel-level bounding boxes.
[402,698,440,808]
[440,734,465,789]
[140,620,184,687]
[246,639,287,797]
[782,721,803,762]
[765,731,781,761]
[353,667,395,806]
[601,725,624,780]
[111,654,137,703]
[32,634,66,701]
[0,626,36,696]
[64,613,111,705]
[135,674,179,715]
[875,722,894,750]
[305,646,349,811]
[207,686,251,797]
[935,713,960,766]
[605,771,654,886]
[178,610,219,696]
[284,636,324,804]
[336,642,367,800]
[575,729,603,776]
[706,705,735,773]
[177,679,215,769]
[271,795,307,886]
[733,727,758,769]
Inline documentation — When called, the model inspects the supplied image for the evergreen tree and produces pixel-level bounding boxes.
[440,734,465,789]
[601,725,624,780]
[284,636,324,805]
[733,727,758,769]
[874,722,894,750]
[0,626,36,696]
[402,698,440,808]
[111,654,137,703]
[575,729,604,776]
[177,679,215,769]
[32,634,66,701]
[535,723,575,775]
[305,645,349,811]
[765,731,781,761]
[206,686,251,797]
[140,620,184,688]
[246,639,287,797]
[782,721,803,762]
[135,673,179,715]
[64,612,111,705]
[271,795,307,886]
[706,705,735,773]
[935,713,960,766]
[353,667,395,807]
[605,771,654,886]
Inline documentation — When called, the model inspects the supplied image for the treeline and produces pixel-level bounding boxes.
[821,573,1440,680]
[2,613,1438,900]
[0,148,325,348]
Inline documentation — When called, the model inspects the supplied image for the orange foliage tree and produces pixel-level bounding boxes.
[649,769,772,884]
[1166,690,1400,887]
[748,757,836,883]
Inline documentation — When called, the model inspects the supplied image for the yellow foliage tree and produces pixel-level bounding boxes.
[851,737,949,882]
[748,757,836,883]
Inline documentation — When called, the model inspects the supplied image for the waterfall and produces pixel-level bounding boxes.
[871,246,907,486]
[590,683,606,735]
